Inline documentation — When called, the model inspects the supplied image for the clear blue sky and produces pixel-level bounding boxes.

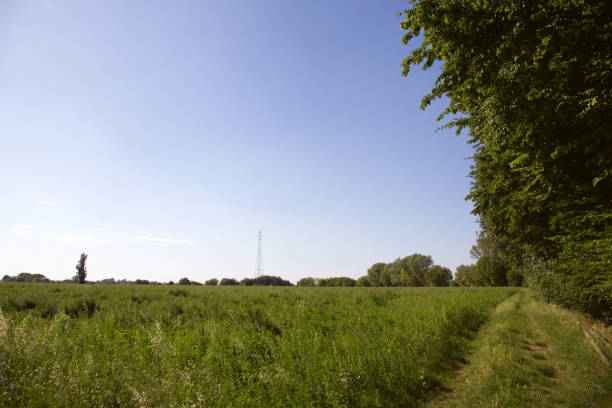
[0,0,478,283]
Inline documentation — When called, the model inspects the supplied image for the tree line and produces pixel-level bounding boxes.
[298,254,456,287]
[3,249,520,289]
[399,0,611,321]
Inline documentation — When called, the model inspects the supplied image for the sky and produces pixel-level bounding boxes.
[0,0,478,283]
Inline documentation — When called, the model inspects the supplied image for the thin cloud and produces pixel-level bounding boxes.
[47,233,96,241]
[39,200,59,206]
[7,225,36,234]
[131,235,192,245]
[18,225,36,230]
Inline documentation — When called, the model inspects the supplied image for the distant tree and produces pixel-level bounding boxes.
[453,258,509,287]
[190,280,202,286]
[178,277,191,285]
[135,279,150,285]
[297,277,316,287]
[475,256,508,287]
[425,265,453,287]
[168,280,174,285]
[240,275,293,286]
[2,273,50,283]
[75,253,87,284]
[356,276,371,287]
[367,263,386,287]
[317,277,355,287]
[219,278,238,286]
[454,265,477,287]
[381,254,433,287]
[204,278,218,286]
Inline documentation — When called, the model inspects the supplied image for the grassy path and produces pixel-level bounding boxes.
[428,290,612,407]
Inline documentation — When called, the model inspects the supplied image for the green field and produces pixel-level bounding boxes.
[0,285,609,407]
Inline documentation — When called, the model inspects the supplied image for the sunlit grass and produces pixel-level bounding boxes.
[0,284,515,407]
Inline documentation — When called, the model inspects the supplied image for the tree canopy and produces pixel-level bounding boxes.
[400,0,612,320]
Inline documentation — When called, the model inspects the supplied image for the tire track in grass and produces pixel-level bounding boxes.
[427,290,612,408]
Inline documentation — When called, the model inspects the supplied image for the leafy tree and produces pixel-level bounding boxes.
[425,265,453,287]
[205,278,218,286]
[219,278,238,286]
[400,0,612,320]
[382,254,433,286]
[454,265,477,287]
[178,277,191,285]
[366,263,386,286]
[356,276,371,287]
[75,253,87,284]
[297,277,316,287]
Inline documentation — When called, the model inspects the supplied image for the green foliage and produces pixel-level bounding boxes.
[2,272,50,283]
[296,277,316,287]
[75,253,87,284]
[204,278,218,286]
[367,263,386,286]
[317,277,356,287]
[400,0,612,319]
[0,283,516,407]
[425,265,453,287]
[240,275,293,286]
[453,265,478,287]
[474,256,508,287]
[219,278,238,286]
[367,254,452,287]
[135,279,150,285]
[356,276,371,287]
[454,257,509,287]
[178,277,191,285]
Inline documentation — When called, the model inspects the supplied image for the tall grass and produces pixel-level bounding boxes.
[0,284,515,407]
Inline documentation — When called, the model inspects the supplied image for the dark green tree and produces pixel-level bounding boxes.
[75,253,87,284]
[453,264,478,287]
[425,265,453,287]
[205,278,218,286]
[219,278,238,286]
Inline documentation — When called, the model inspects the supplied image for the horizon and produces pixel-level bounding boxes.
[1,1,478,283]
